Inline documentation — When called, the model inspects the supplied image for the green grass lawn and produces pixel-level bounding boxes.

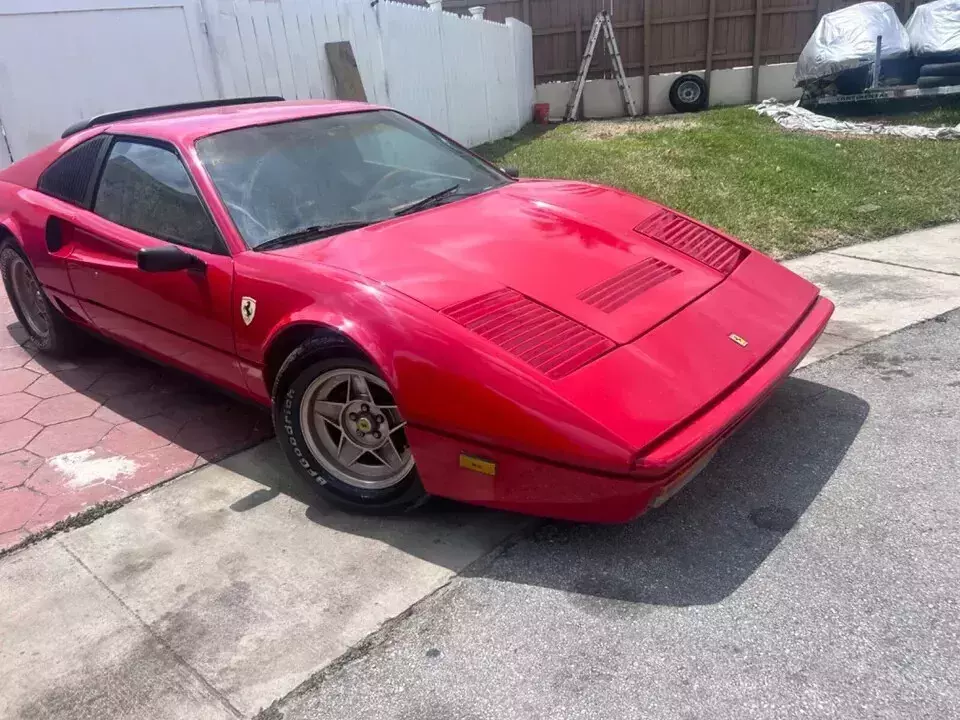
[476,106,960,258]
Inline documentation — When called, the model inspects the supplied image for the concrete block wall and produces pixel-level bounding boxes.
[536,62,803,120]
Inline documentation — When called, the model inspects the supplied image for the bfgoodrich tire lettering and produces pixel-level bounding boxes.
[273,345,428,514]
[282,387,324,483]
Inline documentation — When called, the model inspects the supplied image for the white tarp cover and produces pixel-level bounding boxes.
[795,2,911,84]
[906,0,960,57]
[754,99,960,139]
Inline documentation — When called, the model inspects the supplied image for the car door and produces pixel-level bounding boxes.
[64,137,246,394]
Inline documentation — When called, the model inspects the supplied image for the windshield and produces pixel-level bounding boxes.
[195,110,509,248]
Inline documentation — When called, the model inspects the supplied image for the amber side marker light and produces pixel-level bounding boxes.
[459,454,497,476]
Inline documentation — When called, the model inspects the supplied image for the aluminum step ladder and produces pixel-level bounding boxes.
[564,10,637,121]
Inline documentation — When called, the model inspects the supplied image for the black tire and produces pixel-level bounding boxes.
[917,75,960,89]
[0,241,82,356]
[273,337,428,514]
[918,62,960,78]
[668,74,708,113]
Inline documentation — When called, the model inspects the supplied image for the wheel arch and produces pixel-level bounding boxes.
[0,180,26,247]
[263,320,381,401]
[0,217,21,248]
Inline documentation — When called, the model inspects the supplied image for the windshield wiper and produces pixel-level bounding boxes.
[254,221,373,251]
[393,184,461,217]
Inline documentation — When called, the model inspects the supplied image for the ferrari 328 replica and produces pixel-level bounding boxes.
[0,98,832,522]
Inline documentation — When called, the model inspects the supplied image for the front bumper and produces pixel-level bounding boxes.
[413,296,834,523]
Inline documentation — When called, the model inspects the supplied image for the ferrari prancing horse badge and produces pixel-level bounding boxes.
[241,297,257,326]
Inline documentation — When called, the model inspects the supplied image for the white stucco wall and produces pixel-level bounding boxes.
[709,67,754,107]
[535,62,800,121]
[757,62,803,103]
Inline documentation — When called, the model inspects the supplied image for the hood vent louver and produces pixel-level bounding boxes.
[635,210,744,275]
[578,257,681,313]
[443,289,614,380]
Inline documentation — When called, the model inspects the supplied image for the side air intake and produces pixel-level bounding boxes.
[443,289,614,380]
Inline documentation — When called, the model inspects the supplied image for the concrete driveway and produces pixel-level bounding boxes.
[268,309,960,720]
[1,225,960,719]
[0,295,271,551]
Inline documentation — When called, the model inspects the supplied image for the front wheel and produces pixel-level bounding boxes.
[274,350,427,513]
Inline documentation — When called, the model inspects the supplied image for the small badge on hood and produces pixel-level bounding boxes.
[729,333,748,347]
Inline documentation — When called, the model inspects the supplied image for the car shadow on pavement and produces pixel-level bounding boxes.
[221,376,867,589]
[219,438,530,571]
[462,377,870,606]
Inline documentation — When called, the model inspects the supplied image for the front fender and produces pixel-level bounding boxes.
[233,252,635,473]
[249,275,418,393]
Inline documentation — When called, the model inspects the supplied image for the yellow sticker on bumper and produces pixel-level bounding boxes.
[459,454,497,476]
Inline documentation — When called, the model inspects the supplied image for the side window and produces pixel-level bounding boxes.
[38,135,109,207]
[94,140,221,252]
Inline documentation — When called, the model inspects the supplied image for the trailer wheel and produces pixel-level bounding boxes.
[668,75,708,113]
[918,62,960,78]
[917,75,960,89]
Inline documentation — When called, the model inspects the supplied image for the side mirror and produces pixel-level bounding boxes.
[137,246,205,273]
[501,166,520,179]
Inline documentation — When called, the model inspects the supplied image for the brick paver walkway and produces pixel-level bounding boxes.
[0,290,271,552]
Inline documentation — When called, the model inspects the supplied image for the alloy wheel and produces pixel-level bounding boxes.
[677,80,702,104]
[299,368,414,490]
[9,255,50,339]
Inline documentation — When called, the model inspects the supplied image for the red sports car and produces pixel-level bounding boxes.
[0,98,832,522]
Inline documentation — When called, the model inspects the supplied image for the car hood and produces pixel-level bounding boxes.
[286,181,730,344]
[273,181,822,469]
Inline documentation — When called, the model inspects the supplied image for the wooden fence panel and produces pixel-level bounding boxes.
[397,0,936,85]
[651,0,710,73]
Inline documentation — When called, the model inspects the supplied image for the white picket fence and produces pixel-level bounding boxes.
[210,0,389,108]
[0,0,533,167]
[379,3,532,147]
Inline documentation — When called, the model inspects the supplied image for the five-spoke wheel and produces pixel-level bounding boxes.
[274,343,426,513]
[8,253,50,340]
[301,368,414,490]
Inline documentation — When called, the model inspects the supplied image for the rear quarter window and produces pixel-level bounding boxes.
[37,135,109,207]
